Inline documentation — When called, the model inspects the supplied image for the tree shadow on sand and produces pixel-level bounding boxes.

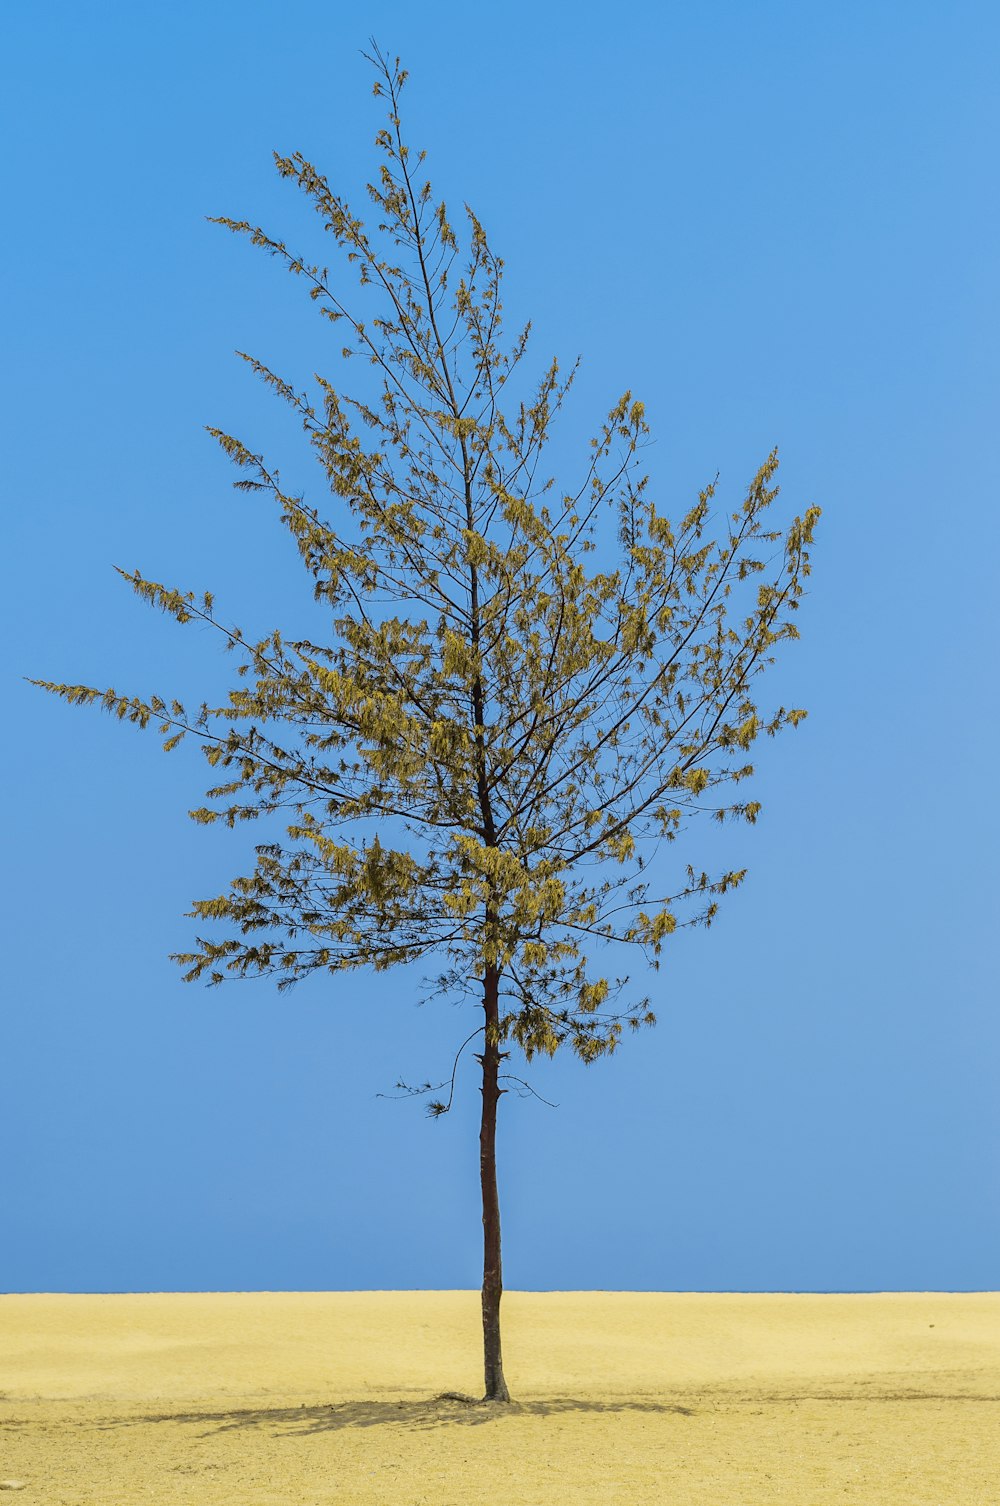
[109,1394,694,1435]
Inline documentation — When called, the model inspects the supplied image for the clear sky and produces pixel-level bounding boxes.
[3,0,997,1294]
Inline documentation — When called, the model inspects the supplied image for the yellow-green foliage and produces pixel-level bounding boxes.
[31,50,819,1072]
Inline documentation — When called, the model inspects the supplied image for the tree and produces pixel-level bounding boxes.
[32,46,820,1403]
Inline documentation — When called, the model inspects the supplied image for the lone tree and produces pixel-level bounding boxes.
[33,48,819,1403]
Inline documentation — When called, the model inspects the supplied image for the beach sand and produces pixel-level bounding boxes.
[1,1290,997,1503]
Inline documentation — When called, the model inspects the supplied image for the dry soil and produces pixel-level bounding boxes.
[1,1291,997,1504]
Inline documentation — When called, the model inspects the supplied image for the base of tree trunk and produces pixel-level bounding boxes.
[483,1379,511,1403]
[435,1390,514,1405]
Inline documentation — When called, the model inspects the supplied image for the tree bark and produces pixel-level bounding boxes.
[479,962,511,1402]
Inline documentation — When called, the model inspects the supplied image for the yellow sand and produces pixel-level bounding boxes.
[1,1292,997,1504]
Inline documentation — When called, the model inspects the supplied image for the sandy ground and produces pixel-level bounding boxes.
[1,1291,997,1504]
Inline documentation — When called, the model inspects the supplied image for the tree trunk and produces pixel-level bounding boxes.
[479,962,511,1402]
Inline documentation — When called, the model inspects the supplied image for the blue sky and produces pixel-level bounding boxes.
[3,0,997,1293]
